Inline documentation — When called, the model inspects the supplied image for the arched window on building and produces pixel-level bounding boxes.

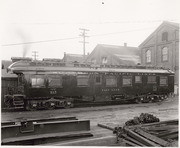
[146,49,151,63]
[162,47,168,61]
[162,32,168,41]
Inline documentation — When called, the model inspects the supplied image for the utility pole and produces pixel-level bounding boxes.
[32,51,38,60]
[79,28,89,60]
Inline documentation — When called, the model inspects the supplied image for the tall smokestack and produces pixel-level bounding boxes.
[124,43,127,47]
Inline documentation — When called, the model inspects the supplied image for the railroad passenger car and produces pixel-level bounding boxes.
[4,60,174,110]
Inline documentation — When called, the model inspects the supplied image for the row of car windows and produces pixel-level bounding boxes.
[30,75,168,88]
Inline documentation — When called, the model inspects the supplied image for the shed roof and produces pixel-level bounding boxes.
[63,53,88,63]
[86,44,140,65]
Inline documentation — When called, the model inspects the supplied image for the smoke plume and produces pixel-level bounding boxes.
[17,29,31,57]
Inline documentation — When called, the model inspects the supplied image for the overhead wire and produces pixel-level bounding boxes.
[2,27,157,47]
[90,27,156,37]
[2,37,81,46]
[3,19,177,25]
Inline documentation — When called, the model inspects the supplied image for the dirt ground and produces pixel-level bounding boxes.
[1,96,178,146]
[1,96,178,123]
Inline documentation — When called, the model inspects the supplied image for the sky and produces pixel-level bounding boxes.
[1,0,180,60]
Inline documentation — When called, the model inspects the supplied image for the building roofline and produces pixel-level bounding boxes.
[97,43,138,49]
[139,21,179,48]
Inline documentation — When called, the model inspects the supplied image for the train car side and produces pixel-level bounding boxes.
[4,60,174,110]
[20,71,174,109]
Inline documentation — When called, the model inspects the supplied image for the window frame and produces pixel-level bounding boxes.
[160,76,168,86]
[161,47,168,62]
[31,75,45,88]
[102,57,107,64]
[135,75,142,83]
[122,76,132,87]
[147,76,156,84]
[95,75,102,85]
[146,49,151,63]
[162,32,168,41]
[48,75,63,88]
[77,75,89,87]
[105,75,117,87]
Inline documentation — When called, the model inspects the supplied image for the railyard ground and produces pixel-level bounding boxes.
[1,96,179,146]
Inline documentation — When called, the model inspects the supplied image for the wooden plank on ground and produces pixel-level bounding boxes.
[121,134,147,147]
[134,128,169,147]
[158,129,178,137]
[142,119,178,127]
[162,133,178,140]
[122,138,140,147]
[127,119,178,129]
[142,125,178,132]
[97,123,114,131]
[124,127,161,147]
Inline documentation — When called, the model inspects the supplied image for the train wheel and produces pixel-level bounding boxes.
[64,101,71,109]
[26,104,37,111]
[44,102,55,110]
[158,96,163,102]
[147,97,152,103]
[154,96,159,102]
[164,95,168,100]
[135,98,142,104]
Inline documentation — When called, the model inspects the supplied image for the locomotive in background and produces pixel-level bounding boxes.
[3,57,174,110]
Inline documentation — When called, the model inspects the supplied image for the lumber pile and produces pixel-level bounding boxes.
[98,113,178,147]
[113,118,178,147]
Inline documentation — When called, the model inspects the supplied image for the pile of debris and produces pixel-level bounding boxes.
[125,113,160,126]
[113,114,178,147]
[98,113,178,147]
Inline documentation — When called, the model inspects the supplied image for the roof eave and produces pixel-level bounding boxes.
[139,21,179,48]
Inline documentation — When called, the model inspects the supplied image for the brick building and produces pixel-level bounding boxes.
[85,44,140,66]
[139,21,179,94]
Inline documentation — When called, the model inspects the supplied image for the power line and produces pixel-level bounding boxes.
[90,27,156,37]
[2,27,156,47]
[3,19,178,25]
[2,37,80,46]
